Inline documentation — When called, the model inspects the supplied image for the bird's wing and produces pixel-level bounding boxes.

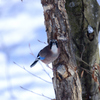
[38,45,51,57]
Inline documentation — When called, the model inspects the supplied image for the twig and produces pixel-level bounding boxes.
[76,55,91,67]
[20,86,52,100]
[80,67,92,75]
[13,62,52,84]
[40,63,52,79]
[29,43,35,57]
[46,65,53,70]
[37,40,47,44]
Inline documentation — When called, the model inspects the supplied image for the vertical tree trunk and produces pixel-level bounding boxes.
[65,0,100,100]
[41,0,82,100]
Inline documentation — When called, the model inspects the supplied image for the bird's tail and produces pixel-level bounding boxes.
[30,59,39,67]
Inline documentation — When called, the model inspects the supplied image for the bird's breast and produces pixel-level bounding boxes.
[51,45,58,54]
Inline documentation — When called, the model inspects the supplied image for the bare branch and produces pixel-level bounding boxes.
[20,86,52,100]
[37,39,47,44]
[13,62,52,84]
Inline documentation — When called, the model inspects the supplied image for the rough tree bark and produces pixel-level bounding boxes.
[41,0,100,100]
[65,0,100,100]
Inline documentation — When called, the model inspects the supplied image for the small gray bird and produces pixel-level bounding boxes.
[30,39,60,67]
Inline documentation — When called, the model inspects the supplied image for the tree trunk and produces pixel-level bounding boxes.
[65,0,100,100]
[41,0,82,100]
[41,0,100,100]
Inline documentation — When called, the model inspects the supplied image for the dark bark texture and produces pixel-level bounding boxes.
[65,0,100,100]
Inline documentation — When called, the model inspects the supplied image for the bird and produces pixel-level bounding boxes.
[30,39,60,67]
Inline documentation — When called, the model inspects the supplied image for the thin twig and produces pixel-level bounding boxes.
[37,39,47,44]
[46,65,53,70]
[76,55,91,67]
[40,63,52,79]
[46,65,57,72]
[29,43,36,57]
[13,62,52,84]
[80,67,92,75]
[20,86,52,100]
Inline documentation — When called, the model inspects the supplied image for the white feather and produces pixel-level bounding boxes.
[51,44,58,54]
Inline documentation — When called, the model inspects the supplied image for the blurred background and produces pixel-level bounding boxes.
[0,0,54,100]
[0,0,100,100]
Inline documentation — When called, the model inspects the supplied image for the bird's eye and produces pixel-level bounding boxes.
[55,40,57,42]
[53,39,57,42]
[49,39,57,43]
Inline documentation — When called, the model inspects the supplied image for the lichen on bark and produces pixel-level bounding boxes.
[65,0,100,100]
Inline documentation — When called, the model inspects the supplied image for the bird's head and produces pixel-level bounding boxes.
[49,39,58,49]
[49,39,58,54]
